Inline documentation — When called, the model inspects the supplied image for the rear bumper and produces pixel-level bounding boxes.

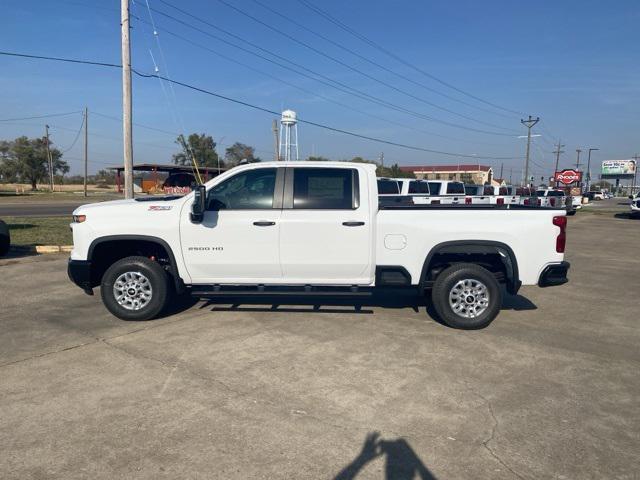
[68,259,93,293]
[538,261,570,287]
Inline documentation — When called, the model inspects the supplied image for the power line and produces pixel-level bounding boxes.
[0,50,523,159]
[61,112,86,152]
[209,0,519,133]
[296,0,526,117]
[149,2,517,137]
[248,0,516,122]
[132,15,510,147]
[0,110,82,122]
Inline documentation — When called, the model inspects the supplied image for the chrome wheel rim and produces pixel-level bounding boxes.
[448,278,490,319]
[113,271,153,311]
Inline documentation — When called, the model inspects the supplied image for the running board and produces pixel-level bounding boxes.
[189,284,373,297]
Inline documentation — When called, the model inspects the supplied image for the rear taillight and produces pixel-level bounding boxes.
[431,199,440,204]
[497,198,504,206]
[553,215,567,253]
[524,198,531,206]
[465,197,472,204]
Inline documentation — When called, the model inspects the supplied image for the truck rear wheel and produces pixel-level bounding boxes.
[100,256,169,321]
[431,263,502,329]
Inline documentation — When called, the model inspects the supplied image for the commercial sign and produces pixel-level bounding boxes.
[554,169,582,185]
[601,160,636,178]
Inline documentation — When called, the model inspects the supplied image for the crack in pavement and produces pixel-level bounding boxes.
[467,384,528,480]
[0,312,203,369]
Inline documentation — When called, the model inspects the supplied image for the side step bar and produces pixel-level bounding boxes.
[190,284,373,297]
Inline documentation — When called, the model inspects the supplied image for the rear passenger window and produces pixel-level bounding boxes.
[499,187,508,195]
[447,183,465,195]
[377,179,400,195]
[293,168,357,209]
[483,185,494,195]
[408,181,429,194]
[428,182,441,195]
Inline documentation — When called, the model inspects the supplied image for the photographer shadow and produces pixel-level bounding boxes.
[334,432,437,480]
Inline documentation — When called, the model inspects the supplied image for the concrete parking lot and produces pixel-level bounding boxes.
[1,200,638,479]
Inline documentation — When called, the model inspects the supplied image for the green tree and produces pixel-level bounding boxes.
[306,156,330,161]
[173,133,220,169]
[224,142,260,167]
[0,136,68,190]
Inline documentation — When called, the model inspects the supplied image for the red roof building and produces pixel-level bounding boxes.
[399,164,495,185]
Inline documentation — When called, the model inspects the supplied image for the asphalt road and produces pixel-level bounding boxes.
[0,202,638,479]
[0,201,91,217]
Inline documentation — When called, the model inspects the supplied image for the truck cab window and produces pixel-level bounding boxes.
[377,179,400,195]
[408,181,429,194]
[207,168,277,210]
[293,168,357,209]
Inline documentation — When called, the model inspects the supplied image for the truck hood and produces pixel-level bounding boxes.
[72,197,186,217]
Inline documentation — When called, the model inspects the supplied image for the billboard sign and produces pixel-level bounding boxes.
[554,169,582,185]
[601,160,636,178]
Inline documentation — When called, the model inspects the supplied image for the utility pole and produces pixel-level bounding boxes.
[586,147,598,193]
[632,154,639,195]
[521,115,540,186]
[552,139,565,188]
[379,152,384,169]
[509,167,513,185]
[83,107,88,197]
[44,125,54,191]
[575,148,582,170]
[499,162,504,180]
[121,0,134,198]
[272,119,279,161]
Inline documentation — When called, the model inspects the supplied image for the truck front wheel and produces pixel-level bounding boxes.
[431,263,502,329]
[100,256,169,321]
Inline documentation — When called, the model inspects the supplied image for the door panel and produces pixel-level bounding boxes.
[180,167,283,283]
[279,167,373,284]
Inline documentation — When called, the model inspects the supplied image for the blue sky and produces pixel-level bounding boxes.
[1,0,638,179]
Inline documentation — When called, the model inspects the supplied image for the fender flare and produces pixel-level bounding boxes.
[419,240,520,294]
[88,235,185,293]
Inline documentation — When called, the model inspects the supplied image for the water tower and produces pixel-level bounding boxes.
[278,109,299,161]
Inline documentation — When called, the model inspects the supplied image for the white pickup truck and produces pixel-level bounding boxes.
[68,161,570,329]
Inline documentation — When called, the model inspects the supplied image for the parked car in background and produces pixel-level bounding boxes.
[463,185,492,205]
[428,180,466,204]
[507,186,538,206]
[629,192,640,218]
[590,191,606,201]
[377,178,433,205]
[0,220,10,257]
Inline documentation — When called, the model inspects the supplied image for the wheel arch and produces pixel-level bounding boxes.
[419,240,520,294]
[88,235,184,292]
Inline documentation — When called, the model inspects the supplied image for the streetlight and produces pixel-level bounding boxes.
[586,148,599,193]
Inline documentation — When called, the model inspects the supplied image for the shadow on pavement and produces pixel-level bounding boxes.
[501,293,537,311]
[334,432,437,480]
[614,212,639,220]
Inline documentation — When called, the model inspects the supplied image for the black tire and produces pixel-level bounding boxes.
[100,256,169,321]
[431,263,502,330]
[567,210,577,216]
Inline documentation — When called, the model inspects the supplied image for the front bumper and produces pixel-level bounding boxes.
[68,259,94,293]
[538,261,570,287]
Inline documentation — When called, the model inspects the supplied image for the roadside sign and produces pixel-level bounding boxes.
[601,160,636,179]
[554,169,582,185]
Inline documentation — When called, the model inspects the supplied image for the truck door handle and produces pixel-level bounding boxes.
[253,221,276,226]
[342,221,365,227]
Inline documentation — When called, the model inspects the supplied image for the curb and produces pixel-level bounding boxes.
[11,245,73,254]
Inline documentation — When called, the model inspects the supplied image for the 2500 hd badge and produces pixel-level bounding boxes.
[188,246,224,251]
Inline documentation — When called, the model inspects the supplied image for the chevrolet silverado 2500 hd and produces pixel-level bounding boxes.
[68,162,570,329]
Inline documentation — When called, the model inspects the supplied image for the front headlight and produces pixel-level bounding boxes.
[72,215,86,223]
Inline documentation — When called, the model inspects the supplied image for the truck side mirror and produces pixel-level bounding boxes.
[191,185,206,223]
[629,195,634,200]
